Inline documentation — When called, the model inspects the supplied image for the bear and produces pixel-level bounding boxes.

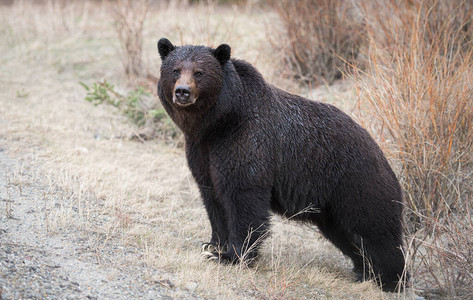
[156,38,408,292]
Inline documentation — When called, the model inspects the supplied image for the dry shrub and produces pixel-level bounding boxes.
[360,0,473,57]
[110,0,149,81]
[273,0,364,85]
[358,0,473,225]
[411,211,473,299]
[355,0,473,297]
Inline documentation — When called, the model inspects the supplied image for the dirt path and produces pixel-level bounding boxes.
[0,149,199,300]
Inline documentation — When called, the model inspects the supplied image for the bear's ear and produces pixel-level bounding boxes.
[157,38,176,60]
[213,44,231,65]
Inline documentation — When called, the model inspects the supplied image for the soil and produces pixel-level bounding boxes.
[0,150,200,300]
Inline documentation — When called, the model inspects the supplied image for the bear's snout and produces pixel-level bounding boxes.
[175,85,190,100]
[173,85,196,106]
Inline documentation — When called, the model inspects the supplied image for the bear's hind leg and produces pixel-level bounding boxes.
[359,237,408,292]
[314,215,367,280]
[320,221,408,292]
[315,207,407,291]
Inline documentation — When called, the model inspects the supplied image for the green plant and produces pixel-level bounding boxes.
[80,80,121,107]
[16,89,29,98]
[122,86,149,126]
[80,80,151,126]
[80,80,182,144]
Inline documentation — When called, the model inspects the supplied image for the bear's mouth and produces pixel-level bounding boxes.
[172,95,197,107]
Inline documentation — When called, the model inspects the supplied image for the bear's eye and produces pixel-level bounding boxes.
[194,71,203,78]
[172,69,180,77]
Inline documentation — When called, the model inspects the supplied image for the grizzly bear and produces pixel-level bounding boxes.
[157,38,407,292]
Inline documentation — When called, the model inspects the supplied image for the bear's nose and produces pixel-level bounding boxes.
[174,85,191,102]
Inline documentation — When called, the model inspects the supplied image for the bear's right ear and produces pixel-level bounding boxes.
[157,38,176,60]
[213,44,231,65]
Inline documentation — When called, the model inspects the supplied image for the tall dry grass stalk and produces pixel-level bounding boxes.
[273,0,364,85]
[110,0,149,81]
[355,0,473,297]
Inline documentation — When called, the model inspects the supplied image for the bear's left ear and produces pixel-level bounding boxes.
[213,44,231,65]
[158,38,176,60]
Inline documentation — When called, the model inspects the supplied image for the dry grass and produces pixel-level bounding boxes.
[354,0,473,298]
[0,1,423,299]
[272,0,364,86]
[109,0,149,81]
[357,1,473,222]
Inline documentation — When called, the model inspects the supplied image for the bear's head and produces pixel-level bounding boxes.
[157,38,231,111]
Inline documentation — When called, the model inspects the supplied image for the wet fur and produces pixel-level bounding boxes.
[157,38,408,292]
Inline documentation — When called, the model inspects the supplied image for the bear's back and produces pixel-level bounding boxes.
[226,59,400,216]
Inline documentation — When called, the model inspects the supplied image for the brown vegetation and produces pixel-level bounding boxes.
[354,0,473,297]
[110,0,149,81]
[273,0,364,85]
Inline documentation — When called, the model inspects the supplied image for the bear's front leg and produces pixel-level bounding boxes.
[200,188,230,252]
[185,141,230,253]
[210,188,271,265]
[199,191,231,260]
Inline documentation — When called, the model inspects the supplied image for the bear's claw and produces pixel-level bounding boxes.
[201,243,218,253]
[201,251,219,262]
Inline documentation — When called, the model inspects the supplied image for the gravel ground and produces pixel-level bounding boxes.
[0,149,200,300]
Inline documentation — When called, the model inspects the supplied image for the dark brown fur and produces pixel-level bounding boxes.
[157,38,408,292]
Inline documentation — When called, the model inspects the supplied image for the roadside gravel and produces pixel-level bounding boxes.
[0,149,200,300]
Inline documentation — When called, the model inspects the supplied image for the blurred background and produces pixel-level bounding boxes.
[1,0,472,299]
